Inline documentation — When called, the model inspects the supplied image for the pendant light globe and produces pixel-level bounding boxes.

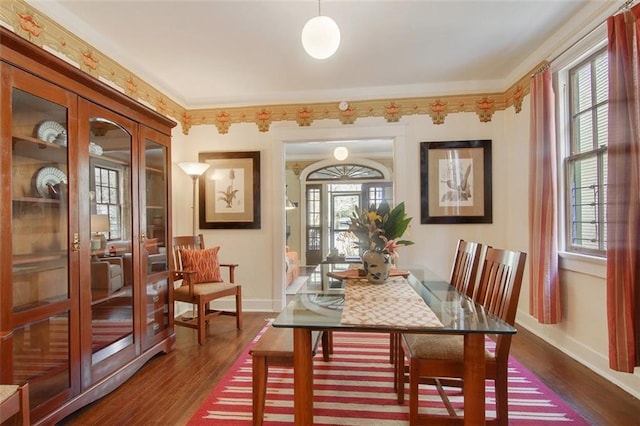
[301,15,341,60]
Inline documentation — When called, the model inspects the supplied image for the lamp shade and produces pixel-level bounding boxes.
[178,162,210,177]
[301,15,340,59]
[91,214,109,233]
[333,146,349,161]
[285,197,297,210]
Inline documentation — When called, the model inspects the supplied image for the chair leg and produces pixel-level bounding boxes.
[396,340,405,403]
[390,332,396,364]
[321,330,333,362]
[235,287,243,330]
[252,354,267,426]
[408,358,419,425]
[197,301,206,345]
[392,334,398,392]
[20,383,30,426]
[495,368,509,426]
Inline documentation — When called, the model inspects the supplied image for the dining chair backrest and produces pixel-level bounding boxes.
[449,240,483,299]
[475,247,527,360]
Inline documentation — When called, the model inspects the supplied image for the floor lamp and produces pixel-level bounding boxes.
[178,162,210,236]
[177,161,210,320]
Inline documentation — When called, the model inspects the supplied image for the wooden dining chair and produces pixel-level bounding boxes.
[172,234,242,345]
[391,240,484,378]
[395,247,527,425]
[449,239,484,298]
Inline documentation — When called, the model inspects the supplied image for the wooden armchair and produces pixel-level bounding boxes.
[395,247,527,425]
[172,234,242,345]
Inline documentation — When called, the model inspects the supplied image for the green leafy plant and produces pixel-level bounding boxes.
[349,201,414,257]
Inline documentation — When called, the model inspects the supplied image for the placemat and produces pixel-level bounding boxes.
[341,276,444,328]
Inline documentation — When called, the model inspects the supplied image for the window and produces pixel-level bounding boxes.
[305,185,322,264]
[565,48,608,255]
[94,166,121,240]
[307,164,384,181]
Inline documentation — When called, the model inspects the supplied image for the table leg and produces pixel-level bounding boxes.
[293,328,313,425]
[464,333,486,425]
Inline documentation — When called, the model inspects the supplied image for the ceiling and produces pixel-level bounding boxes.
[24,1,620,159]
[28,0,618,110]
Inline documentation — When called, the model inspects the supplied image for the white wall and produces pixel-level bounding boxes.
[171,97,639,398]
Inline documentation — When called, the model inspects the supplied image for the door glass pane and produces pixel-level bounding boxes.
[330,193,360,257]
[88,118,134,363]
[12,312,70,408]
[11,89,69,311]
[144,139,168,274]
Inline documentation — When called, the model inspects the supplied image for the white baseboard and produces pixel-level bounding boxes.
[174,298,279,318]
[516,313,640,399]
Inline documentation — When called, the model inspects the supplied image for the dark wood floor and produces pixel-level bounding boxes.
[58,312,640,425]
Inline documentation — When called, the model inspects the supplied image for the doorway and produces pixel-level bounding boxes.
[285,141,394,266]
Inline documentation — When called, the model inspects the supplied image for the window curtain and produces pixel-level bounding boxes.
[528,67,562,324]
[606,3,640,373]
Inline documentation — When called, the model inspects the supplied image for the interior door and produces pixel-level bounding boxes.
[305,184,322,265]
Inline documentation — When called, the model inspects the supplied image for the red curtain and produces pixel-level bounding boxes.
[528,67,562,324]
[606,3,640,373]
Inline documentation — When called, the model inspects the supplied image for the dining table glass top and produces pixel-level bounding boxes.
[273,263,516,335]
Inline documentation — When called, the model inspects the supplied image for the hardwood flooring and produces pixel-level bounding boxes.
[58,312,640,425]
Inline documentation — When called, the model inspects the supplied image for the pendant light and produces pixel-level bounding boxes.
[333,146,349,161]
[301,0,340,60]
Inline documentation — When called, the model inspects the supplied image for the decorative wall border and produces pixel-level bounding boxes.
[1,0,541,136]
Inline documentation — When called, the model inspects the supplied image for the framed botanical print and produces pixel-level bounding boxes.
[198,151,261,229]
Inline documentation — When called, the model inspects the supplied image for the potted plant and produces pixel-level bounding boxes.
[349,201,414,283]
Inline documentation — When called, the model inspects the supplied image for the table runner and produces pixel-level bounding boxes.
[341,276,444,328]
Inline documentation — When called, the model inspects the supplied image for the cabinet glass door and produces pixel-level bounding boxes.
[141,128,171,348]
[5,68,78,412]
[81,102,137,376]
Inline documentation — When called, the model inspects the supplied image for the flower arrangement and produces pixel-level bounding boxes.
[349,201,414,258]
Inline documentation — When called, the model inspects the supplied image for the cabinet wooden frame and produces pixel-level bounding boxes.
[1,26,176,424]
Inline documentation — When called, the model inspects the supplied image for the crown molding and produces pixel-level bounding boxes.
[1,0,538,136]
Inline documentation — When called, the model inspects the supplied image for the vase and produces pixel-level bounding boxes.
[362,250,392,284]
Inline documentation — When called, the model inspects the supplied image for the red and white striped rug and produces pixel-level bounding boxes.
[188,328,589,425]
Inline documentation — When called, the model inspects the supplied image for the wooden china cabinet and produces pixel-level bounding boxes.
[0,27,176,424]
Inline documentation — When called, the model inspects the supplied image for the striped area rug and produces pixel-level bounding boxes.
[188,328,589,425]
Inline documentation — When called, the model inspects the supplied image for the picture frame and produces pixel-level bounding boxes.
[198,151,261,229]
[420,140,492,224]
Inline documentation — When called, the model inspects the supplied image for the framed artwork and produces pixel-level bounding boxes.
[420,140,492,224]
[198,151,261,229]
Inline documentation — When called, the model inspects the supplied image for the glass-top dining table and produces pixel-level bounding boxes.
[272,263,517,425]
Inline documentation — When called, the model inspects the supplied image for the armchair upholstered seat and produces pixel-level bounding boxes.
[91,256,124,295]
